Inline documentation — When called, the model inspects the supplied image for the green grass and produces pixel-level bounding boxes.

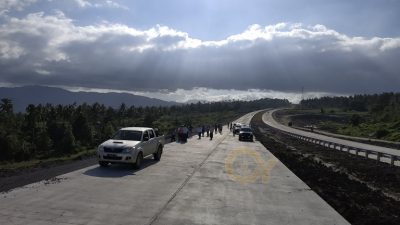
[337,122,400,141]
[291,108,369,116]
[288,109,400,142]
[0,149,96,171]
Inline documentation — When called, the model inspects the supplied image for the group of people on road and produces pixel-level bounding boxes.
[195,123,224,140]
[172,122,233,143]
[171,125,192,143]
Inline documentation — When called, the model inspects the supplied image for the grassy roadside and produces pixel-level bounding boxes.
[278,108,400,142]
[0,149,96,173]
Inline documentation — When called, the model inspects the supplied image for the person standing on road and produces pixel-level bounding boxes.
[210,129,213,140]
[188,125,193,137]
[177,126,183,142]
[171,128,176,142]
[182,125,188,142]
[197,126,202,139]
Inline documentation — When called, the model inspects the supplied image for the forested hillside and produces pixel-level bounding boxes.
[0,98,290,163]
[300,93,400,120]
[298,93,400,141]
[300,92,400,112]
[0,86,177,112]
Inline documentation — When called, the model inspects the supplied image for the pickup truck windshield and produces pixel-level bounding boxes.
[113,130,142,141]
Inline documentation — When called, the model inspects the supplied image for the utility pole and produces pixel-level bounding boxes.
[300,86,304,109]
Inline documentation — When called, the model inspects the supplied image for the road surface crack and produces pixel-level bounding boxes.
[146,131,228,225]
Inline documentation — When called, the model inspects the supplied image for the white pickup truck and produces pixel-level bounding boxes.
[97,127,165,169]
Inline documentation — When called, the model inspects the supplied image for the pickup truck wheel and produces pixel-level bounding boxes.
[133,152,143,169]
[153,146,163,161]
[99,161,109,167]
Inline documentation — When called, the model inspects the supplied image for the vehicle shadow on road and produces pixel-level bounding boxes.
[83,159,158,178]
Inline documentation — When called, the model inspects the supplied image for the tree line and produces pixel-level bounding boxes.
[0,98,290,162]
[300,92,400,121]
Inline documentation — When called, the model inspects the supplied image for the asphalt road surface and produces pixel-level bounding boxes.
[262,109,400,165]
[0,111,349,225]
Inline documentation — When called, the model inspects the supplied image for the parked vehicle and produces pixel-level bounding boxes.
[97,127,165,169]
[238,126,254,141]
[233,123,242,135]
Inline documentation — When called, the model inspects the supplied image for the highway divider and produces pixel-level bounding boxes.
[284,132,399,166]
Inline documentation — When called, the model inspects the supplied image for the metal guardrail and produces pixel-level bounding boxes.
[283,131,399,166]
[260,109,399,166]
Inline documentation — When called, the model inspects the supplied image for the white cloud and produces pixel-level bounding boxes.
[35,69,51,75]
[0,40,25,59]
[60,86,343,104]
[0,11,399,96]
[102,0,128,10]
[73,0,128,10]
[134,88,336,104]
[73,0,92,8]
[380,38,400,51]
[0,0,37,15]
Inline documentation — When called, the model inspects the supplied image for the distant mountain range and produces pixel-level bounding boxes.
[0,86,178,112]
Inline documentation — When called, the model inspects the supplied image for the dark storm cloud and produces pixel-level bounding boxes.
[0,12,400,94]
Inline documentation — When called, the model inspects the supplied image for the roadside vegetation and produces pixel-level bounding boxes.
[286,93,400,142]
[0,98,290,170]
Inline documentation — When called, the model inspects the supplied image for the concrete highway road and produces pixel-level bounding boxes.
[262,109,400,163]
[0,111,349,225]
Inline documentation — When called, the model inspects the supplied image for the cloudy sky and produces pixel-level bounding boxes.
[0,0,399,103]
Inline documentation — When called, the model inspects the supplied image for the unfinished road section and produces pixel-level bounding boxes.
[263,109,400,166]
[0,111,348,225]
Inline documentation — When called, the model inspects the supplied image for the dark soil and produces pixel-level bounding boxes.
[0,156,97,192]
[251,112,400,225]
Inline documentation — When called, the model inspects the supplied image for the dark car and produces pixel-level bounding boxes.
[238,126,253,141]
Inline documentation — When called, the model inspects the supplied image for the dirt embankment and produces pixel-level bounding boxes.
[251,112,400,225]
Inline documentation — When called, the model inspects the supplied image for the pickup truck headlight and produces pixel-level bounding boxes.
[122,147,135,154]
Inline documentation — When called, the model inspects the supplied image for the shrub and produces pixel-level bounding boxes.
[375,129,389,139]
[350,114,362,126]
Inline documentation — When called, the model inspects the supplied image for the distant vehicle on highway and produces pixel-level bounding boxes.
[238,126,254,141]
[97,127,165,169]
[233,123,242,135]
